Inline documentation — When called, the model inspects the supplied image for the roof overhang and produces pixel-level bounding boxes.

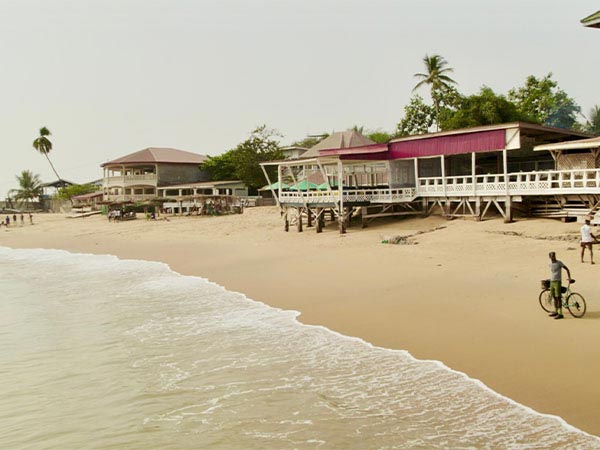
[534,137,600,152]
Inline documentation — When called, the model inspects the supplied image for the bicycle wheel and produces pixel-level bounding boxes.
[566,292,587,318]
[539,289,554,313]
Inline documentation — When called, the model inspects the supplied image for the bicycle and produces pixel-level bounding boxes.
[539,279,587,318]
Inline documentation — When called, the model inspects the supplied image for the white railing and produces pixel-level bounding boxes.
[279,188,417,204]
[418,169,600,197]
[277,169,600,204]
[104,174,157,187]
[103,194,157,203]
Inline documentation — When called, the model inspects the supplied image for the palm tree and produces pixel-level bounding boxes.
[413,54,457,130]
[9,170,43,210]
[585,105,600,135]
[33,127,63,185]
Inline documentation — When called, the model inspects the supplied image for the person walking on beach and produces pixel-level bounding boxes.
[580,219,596,264]
[5,216,10,227]
[20,213,24,226]
[548,251,572,320]
[28,212,33,225]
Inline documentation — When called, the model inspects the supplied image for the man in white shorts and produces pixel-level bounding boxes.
[580,219,597,264]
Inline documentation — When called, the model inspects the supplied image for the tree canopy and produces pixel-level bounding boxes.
[439,87,530,130]
[9,170,43,208]
[33,127,64,184]
[413,54,457,130]
[57,183,100,201]
[583,105,600,135]
[201,125,283,192]
[396,95,434,136]
[508,73,581,129]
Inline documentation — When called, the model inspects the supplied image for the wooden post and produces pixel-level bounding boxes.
[504,196,513,223]
[361,206,368,228]
[307,208,313,227]
[472,152,477,195]
[475,197,482,221]
[316,208,322,233]
[441,155,447,197]
[338,159,346,234]
[284,208,289,232]
[297,207,303,232]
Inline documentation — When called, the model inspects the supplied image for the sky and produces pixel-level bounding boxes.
[1,0,598,194]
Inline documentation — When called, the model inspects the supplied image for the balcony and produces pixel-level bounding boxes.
[104,174,157,188]
[103,194,157,203]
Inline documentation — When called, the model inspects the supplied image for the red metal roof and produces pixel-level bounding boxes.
[389,129,506,159]
[319,144,388,159]
[102,148,207,166]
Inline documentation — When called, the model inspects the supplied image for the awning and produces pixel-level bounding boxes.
[534,136,600,152]
[259,181,289,191]
[289,181,319,191]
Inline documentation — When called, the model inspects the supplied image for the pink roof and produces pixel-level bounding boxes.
[319,143,389,161]
[389,129,506,159]
[102,148,208,167]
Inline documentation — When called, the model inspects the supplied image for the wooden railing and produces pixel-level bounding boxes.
[279,188,417,204]
[277,169,600,205]
[418,169,600,197]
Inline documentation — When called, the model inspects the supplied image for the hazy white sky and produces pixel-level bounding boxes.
[1,0,598,194]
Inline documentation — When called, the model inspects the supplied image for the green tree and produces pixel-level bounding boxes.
[366,130,393,143]
[413,54,458,130]
[57,183,99,201]
[33,127,64,184]
[290,134,329,149]
[439,86,528,130]
[508,73,581,129]
[201,150,238,181]
[9,170,43,209]
[583,105,600,135]
[231,125,283,192]
[396,95,435,136]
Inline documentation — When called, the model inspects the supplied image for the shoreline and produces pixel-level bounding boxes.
[2,208,600,436]
[3,245,597,441]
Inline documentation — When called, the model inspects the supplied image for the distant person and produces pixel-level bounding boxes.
[28,212,33,225]
[5,216,10,227]
[580,219,596,264]
[12,214,16,224]
[548,251,572,320]
[20,213,24,226]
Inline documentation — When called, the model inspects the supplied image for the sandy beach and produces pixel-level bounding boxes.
[2,207,600,436]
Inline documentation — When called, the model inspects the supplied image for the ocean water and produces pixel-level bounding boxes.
[0,246,598,450]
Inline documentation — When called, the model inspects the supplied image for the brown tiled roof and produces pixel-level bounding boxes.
[302,131,376,158]
[102,148,208,166]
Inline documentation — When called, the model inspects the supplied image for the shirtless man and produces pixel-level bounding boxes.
[580,219,596,264]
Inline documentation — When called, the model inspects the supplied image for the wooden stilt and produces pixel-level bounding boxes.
[475,197,482,221]
[284,208,289,232]
[361,206,368,228]
[307,208,313,227]
[504,196,513,223]
[316,208,323,233]
[297,207,303,232]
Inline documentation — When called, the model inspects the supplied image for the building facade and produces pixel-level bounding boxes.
[101,147,209,203]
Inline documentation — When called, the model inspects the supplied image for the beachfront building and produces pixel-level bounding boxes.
[101,147,209,203]
[156,180,248,214]
[281,146,309,160]
[261,123,592,233]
